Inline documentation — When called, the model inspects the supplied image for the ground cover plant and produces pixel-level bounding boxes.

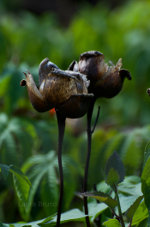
[1,0,150,226]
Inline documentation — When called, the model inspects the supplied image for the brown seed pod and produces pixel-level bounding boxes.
[69,51,131,98]
[20,58,94,118]
[147,88,150,96]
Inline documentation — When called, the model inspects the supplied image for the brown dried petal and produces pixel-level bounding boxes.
[40,74,78,108]
[20,72,51,112]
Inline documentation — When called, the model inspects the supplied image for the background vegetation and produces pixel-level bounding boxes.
[0,0,150,226]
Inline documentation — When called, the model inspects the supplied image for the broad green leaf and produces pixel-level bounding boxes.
[0,214,54,227]
[88,202,107,222]
[21,150,77,220]
[0,115,35,166]
[103,219,122,227]
[0,164,31,221]
[141,157,150,210]
[144,142,150,166]
[10,166,31,217]
[126,195,143,220]
[47,209,87,224]
[0,224,9,227]
[83,191,117,209]
[119,195,141,214]
[118,176,142,196]
[105,152,125,186]
[132,201,148,226]
[96,181,111,194]
[0,164,31,198]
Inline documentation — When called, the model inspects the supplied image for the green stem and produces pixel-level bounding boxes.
[56,111,66,227]
[83,98,96,227]
[114,185,125,227]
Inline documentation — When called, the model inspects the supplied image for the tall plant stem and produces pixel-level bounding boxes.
[83,98,100,227]
[56,111,66,227]
[114,184,125,227]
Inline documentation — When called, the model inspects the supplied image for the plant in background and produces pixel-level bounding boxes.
[82,151,145,227]
[69,50,131,226]
[20,58,93,226]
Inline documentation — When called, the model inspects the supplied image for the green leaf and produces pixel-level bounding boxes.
[83,191,117,209]
[144,142,150,166]
[126,195,143,220]
[20,151,57,220]
[105,152,125,186]
[47,209,87,224]
[118,176,142,196]
[10,166,31,217]
[0,114,35,166]
[0,214,54,227]
[141,156,150,210]
[0,164,31,221]
[88,202,108,222]
[103,219,122,227]
[119,194,141,214]
[132,201,148,226]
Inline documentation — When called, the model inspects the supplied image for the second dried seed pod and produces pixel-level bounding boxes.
[69,51,131,98]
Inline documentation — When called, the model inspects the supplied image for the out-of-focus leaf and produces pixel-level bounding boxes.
[119,195,141,214]
[105,152,125,186]
[103,219,121,227]
[82,191,117,209]
[141,156,150,210]
[132,201,148,226]
[47,209,87,224]
[88,202,108,222]
[118,176,142,196]
[126,195,143,220]
[0,164,31,220]
[0,114,35,166]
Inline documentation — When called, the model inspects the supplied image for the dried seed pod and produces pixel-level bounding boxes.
[147,88,150,96]
[20,58,94,118]
[70,51,131,98]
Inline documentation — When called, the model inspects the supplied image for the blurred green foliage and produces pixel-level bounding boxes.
[0,0,150,226]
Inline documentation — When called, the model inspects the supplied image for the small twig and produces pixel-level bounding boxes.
[91,106,100,134]
[111,209,120,219]
[113,184,125,227]
[56,111,66,227]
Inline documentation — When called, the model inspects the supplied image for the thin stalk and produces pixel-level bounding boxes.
[83,98,96,227]
[114,185,125,227]
[56,111,66,227]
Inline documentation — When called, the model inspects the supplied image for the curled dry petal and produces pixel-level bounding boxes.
[69,50,131,98]
[20,58,94,118]
[20,72,51,112]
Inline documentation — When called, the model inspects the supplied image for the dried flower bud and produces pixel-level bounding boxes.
[20,58,93,118]
[69,51,131,98]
